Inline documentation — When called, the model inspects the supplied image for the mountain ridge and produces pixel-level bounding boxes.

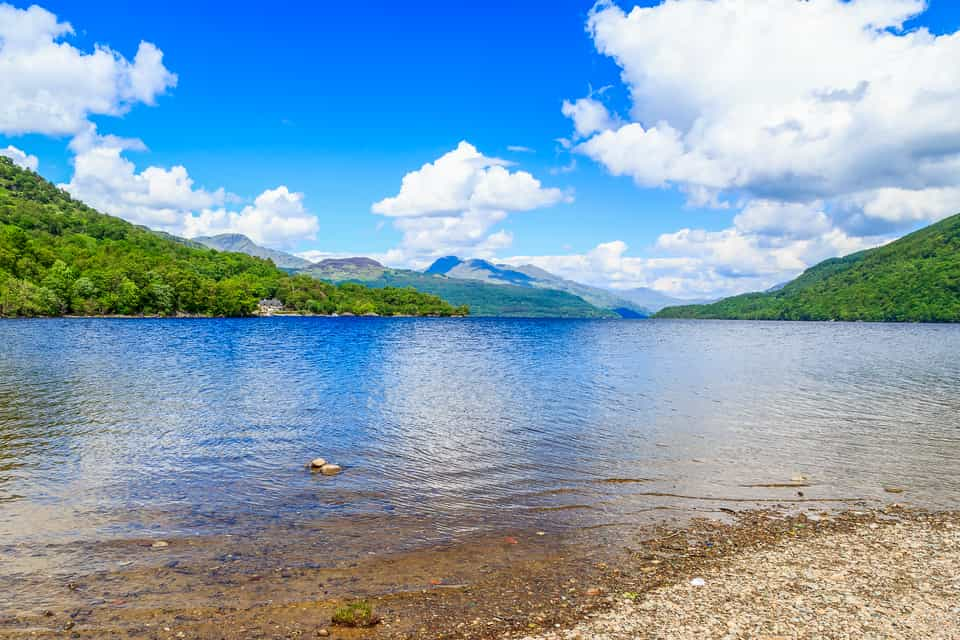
[186,235,702,318]
[193,233,312,270]
[302,259,616,318]
[424,256,700,315]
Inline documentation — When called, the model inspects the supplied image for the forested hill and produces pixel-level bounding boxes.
[655,213,960,322]
[0,157,465,317]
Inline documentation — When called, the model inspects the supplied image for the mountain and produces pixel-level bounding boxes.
[655,213,960,322]
[0,157,464,318]
[427,257,537,286]
[302,260,616,318]
[425,256,651,317]
[193,233,312,270]
[309,257,389,281]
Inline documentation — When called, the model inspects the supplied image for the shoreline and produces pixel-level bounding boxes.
[0,312,468,320]
[519,507,959,640]
[2,505,955,639]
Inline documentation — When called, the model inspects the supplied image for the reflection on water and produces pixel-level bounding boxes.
[1,318,959,576]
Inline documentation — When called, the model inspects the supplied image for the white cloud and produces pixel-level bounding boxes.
[502,198,886,298]
[503,241,701,296]
[732,200,833,240]
[182,186,318,249]
[61,130,226,230]
[1,144,38,171]
[389,210,514,268]
[507,145,535,153]
[553,0,960,296]
[651,198,888,297]
[295,250,362,263]
[373,141,564,217]
[61,130,317,248]
[561,97,618,138]
[573,0,960,219]
[0,3,177,137]
[549,158,577,176]
[505,223,882,300]
[842,187,960,226]
[373,141,568,267]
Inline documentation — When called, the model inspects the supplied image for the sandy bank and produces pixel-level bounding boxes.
[517,510,959,640]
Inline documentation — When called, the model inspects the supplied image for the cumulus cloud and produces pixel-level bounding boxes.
[182,186,319,249]
[561,97,618,138]
[504,196,888,299]
[842,187,960,227]
[61,130,226,230]
[1,144,38,171]
[0,3,177,137]
[373,141,564,217]
[652,223,879,295]
[504,240,711,296]
[575,0,960,215]
[554,0,960,295]
[373,141,568,266]
[60,130,317,248]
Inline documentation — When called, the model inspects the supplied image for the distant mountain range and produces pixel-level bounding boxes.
[302,258,615,318]
[656,212,960,322]
[423,257,651,317]
[188,235,703,318]
[194,233,313,270]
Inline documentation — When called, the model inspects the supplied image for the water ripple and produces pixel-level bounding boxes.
[0,317,958,566]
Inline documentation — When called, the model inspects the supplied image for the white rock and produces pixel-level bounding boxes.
[690,577,706,587]
[309,458,327,469]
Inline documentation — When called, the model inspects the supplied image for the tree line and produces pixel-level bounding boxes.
[0,157,468,318]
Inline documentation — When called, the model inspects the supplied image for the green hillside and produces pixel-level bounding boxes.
[656,213,960,322]
[303,263,617,318]
[0,157,464,317]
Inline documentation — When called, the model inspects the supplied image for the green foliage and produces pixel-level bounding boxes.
[304,265,617,318]
[331,600,380,627]
[655,214,960,322]
[0,157,464,318]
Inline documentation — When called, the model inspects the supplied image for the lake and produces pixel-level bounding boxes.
[2,318,959,610]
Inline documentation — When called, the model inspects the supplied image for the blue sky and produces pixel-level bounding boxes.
[2,1,960,297]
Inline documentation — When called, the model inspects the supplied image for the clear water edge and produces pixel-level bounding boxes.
[1,317,958,597]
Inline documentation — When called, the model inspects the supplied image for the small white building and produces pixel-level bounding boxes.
[257,298,284,315]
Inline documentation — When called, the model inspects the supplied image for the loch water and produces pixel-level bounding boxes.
[1,318,959,590]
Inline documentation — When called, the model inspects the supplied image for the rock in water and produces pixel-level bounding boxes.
[320,464,342,476]
[309,458,327,469]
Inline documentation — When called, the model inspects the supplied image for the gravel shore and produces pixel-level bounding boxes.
[517,512,959,640]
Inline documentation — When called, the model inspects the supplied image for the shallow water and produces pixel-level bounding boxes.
[1,318,959,594]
